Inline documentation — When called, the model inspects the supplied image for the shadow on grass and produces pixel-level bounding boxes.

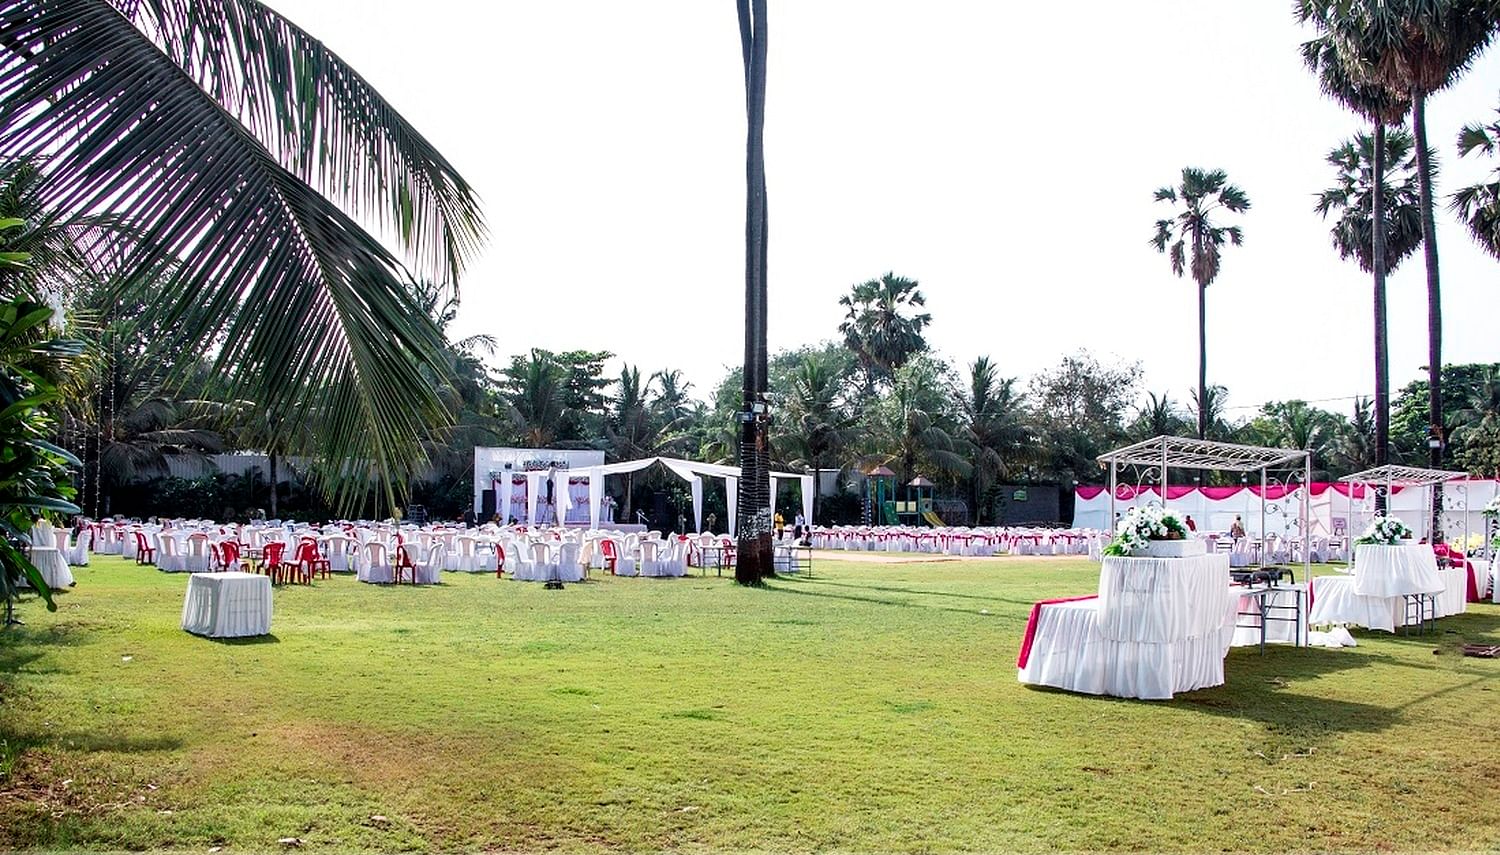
[205,633,280,645]
[785,577,1022,605]
[764,577,1043,614]
[762,579,1032,612]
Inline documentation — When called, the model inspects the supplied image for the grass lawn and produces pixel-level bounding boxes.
[1,554,1498,853]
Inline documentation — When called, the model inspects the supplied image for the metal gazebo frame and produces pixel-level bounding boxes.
[1097,436,1312,574]
[1338,464,1469,549]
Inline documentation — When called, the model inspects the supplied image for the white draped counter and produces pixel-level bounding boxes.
[1018,554,1237,700]
[181,572,272,638]
[1310,565,1468,633]
[1351,544,1442,598]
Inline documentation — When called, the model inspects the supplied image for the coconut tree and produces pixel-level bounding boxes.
[1312,124,1424,476]
[780,352,855,523]
[500,352,567,449]
[1150,168,1251,439]
[1452,108,1500,259]
[838,273,933,396]
[957,356,1032,525]
[0,0,486,512]
[736,0,772,583]
[1296,0,1499,472]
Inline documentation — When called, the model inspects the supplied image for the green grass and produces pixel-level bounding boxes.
[1,555,1498,852]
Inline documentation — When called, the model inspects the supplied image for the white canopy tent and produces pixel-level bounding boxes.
[1338,465,1470,546]
[1097,436,1311,572]
[561,456,813,534]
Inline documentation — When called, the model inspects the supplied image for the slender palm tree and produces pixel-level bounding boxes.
[957,356,1032,524]
[1452,107,1500,259]
[736,0,772,583]
[1313,125,1425,475]
[838,273,933,396]
[1296,0,1498,472]
[501,352,567,449]
[0,0,486,512]
[1150,168,1250,439]
[781,353,854,523]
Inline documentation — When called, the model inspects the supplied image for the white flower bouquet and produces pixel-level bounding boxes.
[1354,515,1412,546]
[1483,496,1500,518]
[1102,505,1188,556]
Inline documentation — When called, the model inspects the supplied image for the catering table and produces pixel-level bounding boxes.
[181,572,273,638]
[1018,553,1237,700]
[1310,565,1467,633]
[1351,544,1442,598]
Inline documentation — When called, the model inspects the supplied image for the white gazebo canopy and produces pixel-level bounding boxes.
[1339,465,1470,543]
[553,456,812,534]
[1097,436,1312,570]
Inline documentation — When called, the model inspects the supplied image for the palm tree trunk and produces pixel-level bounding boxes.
[1372,120,1390,514]
[1412,91,1443,533]
[623,471,634,522]
[1197,281,1207,439]
[735,0,772,584]
[268,452,279,519]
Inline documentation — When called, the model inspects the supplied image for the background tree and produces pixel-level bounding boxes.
[1452,106,1500,259]
[838,272,932,396]
[1300,20,1417,481]
[1029,351,1141,486]
[1129,391,1190,442]
[0,0,487,514]
[1151,168,1251,438]
[778,351,855,522]
[500,351,568,449]
[957,357,1033,524]
[856,355,969,487]
[1304,0,1498,472]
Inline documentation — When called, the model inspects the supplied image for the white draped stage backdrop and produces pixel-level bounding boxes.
[1072,480,1499,543]
[474,449,812,533]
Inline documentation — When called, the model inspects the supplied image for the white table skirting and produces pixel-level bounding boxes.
[181,572,272,638]
[1096,554,1232,643]
[1017,598,1234,700]
[1310,567,1467,633]
[23,547,73,589]
[1352,544,1442,598]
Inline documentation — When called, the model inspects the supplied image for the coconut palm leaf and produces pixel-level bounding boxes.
[0,0,487,511]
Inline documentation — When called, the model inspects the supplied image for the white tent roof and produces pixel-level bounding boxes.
[1097,436,1308,472]
[1338,465,1468,487]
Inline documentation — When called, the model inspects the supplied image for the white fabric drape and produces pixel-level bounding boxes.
[526,472,546,524]
[691,476,703,531]
[801,474,814,524]
[726,476,738,536]
[553,469,573,521]
[586,467,603,530]
[769,476,780,519]
[495,475,514,524]
[1352,544,1443,597]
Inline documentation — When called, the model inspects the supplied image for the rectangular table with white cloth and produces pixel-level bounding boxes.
[1018,553,1237,700]
[1308,544,1447,633]
[181,572,273,638]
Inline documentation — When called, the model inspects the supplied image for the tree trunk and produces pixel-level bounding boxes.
[1197,281,1207,439]
[268,452,279,519]
[1413,91,1443,533]
[735,0,772,584]
[623,471,635,522]
[1372,120,1389,514]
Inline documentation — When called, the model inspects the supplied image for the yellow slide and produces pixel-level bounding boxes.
[922,509,946,527]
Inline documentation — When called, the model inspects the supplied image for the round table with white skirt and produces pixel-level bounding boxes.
[181,572,273,638]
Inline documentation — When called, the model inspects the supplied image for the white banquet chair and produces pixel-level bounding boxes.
[357,541,393,584]
[413,543,446,585]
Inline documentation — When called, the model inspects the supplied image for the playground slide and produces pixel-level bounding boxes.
[881,501,899,525]
[922,509,946,527]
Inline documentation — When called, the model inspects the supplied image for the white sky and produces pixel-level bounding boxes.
[267,0,1500,418]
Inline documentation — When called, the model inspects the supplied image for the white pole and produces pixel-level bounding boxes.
[1260,468,1267,568]
[1108,460,1117,528]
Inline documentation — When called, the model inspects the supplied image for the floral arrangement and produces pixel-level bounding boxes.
[1483,496,1500,518]
[1102,505,1187,556]
[1354,515,1412,546]
[1451,532,1485,555]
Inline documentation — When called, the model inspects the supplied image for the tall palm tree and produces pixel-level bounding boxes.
[838,272,933,396]
[736,0,771,583]
[1313,125,1425,474]
[957,356,1032,525]
[0,0,486,512]
[1296,0,1499,472]
[780,353,854,523]
[501,352,567,449]
[1150,168,1251,439]
[1452,107,1500,259]
[1130,391,1189,441]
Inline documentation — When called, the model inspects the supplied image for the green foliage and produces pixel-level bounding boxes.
[1451,107,1500,260]
[1315,128,1426,274]
[838,272,932,394]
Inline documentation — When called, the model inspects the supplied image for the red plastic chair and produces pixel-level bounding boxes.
[294,538,330,582]
[599,539,619,575]
[494,543,506,579]
[392,543,415,585]
[134,530,156,565]
[261,541,288,584]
